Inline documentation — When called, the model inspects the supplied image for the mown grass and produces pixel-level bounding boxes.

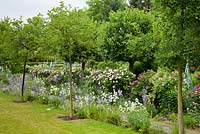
[0,93,136,134]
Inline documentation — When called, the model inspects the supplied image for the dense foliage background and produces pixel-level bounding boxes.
[0,0,200,133]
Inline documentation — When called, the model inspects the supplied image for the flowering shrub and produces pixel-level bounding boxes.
[7,63,152,130]
[73,90,125,125]
[28,64,51,78]
[119,98,144,113]
[28,63,92,87]
[8,74,23,95]
[71,68,91,86]
[29,77,46,95]
[87,68,135,97]
[128,108,150,133]
[131,70,155,102]
[186,85,200,113]
[28,64,67,86]
[118,99,150,132]
[150,67,179,114]
[74,90,123,108]
[74,89,148,128]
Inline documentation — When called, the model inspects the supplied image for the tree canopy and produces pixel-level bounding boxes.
[102,9,154,73]
[86,0,127,22]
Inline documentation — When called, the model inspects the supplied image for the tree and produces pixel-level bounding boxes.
[102,9,154,73]
[154,0,200,133]
[86,0,127,22]
[11,15,46,100]
[128,0,152,11]
[0,17,16,66]
[48,2,97,117]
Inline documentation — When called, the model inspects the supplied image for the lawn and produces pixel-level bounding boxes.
[0,93,135,134]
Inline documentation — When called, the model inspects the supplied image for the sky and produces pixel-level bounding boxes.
[0,0,88,20]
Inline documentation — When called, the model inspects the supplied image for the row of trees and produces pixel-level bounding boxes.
[1,0,200,133]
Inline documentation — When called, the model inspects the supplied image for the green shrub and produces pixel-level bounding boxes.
[25,94,35,102]
[96,106,109,122]
[131,69,155,102]
[83,104,99,120]
[171,123,186,134]
[150,67,178,114]
[128,108,150,133]
[106,112,122,126]
[75,103,122,126]
[133,61,145,75]
[184,114,198,129]
[146,104,157,118]
[75,107,87,119]
[37,95,49,104]
[148,128,166,134]
[168,113,177,122]
[96,61,127,69]
[192,70,200,86]
[48,97,61,108]
[2,78,9,84]
[171,123,178,134]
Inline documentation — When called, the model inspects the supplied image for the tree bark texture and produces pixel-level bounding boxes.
[69,61,73,118]
[21,55,27,101]
[129,61,134,74]
[178,0,185,133]
[178,61,184,134]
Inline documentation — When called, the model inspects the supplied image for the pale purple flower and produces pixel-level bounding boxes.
[118,90,123,96]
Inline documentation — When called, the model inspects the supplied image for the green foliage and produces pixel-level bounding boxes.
[48,96,61,108]
[0,17,17,63]
[133,61,144,75]
[171,123,179,134]
[48,3,97,64]
[87,0,127,22]
[128,108,150,133]
[131,69,155,101]
[25,94,35,102]
[128,0,152,11]
[106,111,122,126]
[146,104,157,118]
[154,0,200,67]
[9,63,24,74]
[148,128,166,134]
[0,68,11,85]
[11,15,47,61]
[102,8,155,72]
[96,61,128,70]
[151,67,178,114]
[37,95,49,104]
[185,85,200,114]
[192,70,200,87]
[171,123,186,134]
[183,114,198,129]
[75,104,122,126]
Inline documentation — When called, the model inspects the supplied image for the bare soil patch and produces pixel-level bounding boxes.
[57,115,85,121]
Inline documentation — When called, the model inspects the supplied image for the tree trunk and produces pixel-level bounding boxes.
[178,61,184,134]
[128,61,134,74]
[21,55,27,101]
[69,61,73,118]
[178,0,185,133]
[81,62,85,71]
[80,62,85,87]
